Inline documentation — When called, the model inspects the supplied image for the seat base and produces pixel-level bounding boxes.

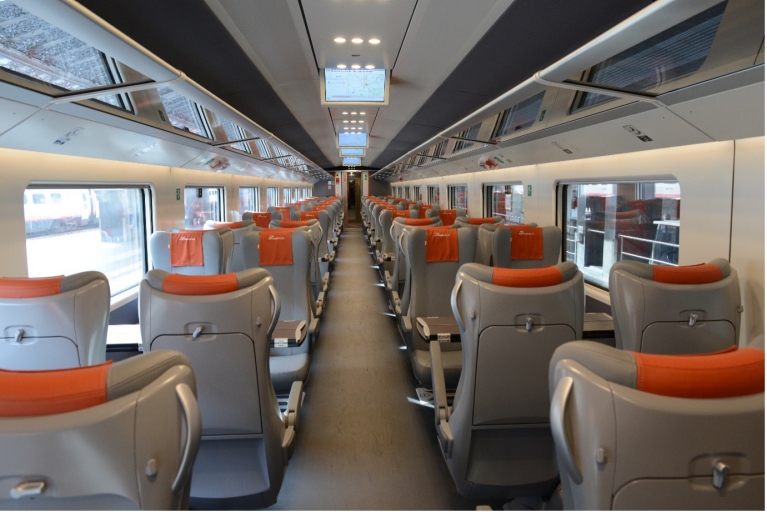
[412,347,462,388]
[270,353,311,393]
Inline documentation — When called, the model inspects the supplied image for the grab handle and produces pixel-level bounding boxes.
[172,383,201,496]
[450,280,465,332]
[550,376,582,484]
[268,284,281,337]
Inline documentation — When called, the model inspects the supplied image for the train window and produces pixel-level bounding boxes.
[266,187,279,208]
[24,187,150,297]
[282,188,291,205]
[220,119,251,154]
[0,2,134,112]
[448,185,468,211]
[427,186,440,206]
[304,187,312,199]
[571,2,727,114]
[562,181,681,288]
[157,87,212,139]
[433,140,449,158]
[453,123,481,152]
[239,187,259,213]
[492,92,546,139]
[292,187,300,203]
[413,186,421,202]
[484,184,524,224]
[184,187,223,229]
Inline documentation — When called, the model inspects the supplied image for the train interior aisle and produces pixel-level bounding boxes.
[270,226,483,510]
[0,0,765,510]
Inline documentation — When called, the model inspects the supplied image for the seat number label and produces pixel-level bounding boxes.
[274,338,289,348]
[438,333,451,343]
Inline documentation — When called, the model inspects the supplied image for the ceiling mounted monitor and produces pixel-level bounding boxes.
[321,68,389,105]
[338,131,368,148]
[340,148,365,156]
[343,157,362,166]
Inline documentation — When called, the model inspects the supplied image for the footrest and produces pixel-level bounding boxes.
[271,320,307,348]
[417,316,460,343]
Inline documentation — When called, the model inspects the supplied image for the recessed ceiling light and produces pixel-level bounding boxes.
[365,65,375,69]
[360,112,366,115]
[342,111,348,115]
[351,111,357,115]
[351,64,360,69]
[337,64,347,69]
[351,38,363,44]
[334,37,346,43]
[351,120,357,123]
[343,120,349,123]
[369,38,380,45]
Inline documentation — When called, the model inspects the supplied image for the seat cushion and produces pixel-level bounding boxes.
[413,349,462,389]
[270,353,311,394]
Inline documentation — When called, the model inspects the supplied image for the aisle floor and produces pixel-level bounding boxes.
[270,227,482,510]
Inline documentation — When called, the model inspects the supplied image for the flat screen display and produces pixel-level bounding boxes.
[338,132,368,147]
[343,157,362,166]
[341,148,364,156]
[324,68,386,103]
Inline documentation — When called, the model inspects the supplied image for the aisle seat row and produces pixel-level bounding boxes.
[0,196,345,509]
[361,194,764,510]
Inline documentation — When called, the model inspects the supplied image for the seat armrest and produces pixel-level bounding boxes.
[316,290,325,309]
[401,314,411,333]
[384,270,392,290]
[430,340,453,459]
[282,380,304,460]
[309,316,320,337]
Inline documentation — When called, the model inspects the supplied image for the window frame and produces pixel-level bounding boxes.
[184,185,225,230]
[448,184,468,211]
[427,185,440,206]
[23,183,153,297]
[483,182,525,224]
[238,186,259,214]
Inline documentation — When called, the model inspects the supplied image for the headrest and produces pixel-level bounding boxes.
[404,218,433,226]
[211,221,251,229]
[274,207,291,219]
[0,362,111,417]
[509,225,543,260]
[632,347,764,399]
[438,210,457,226]
[170,231,205,267]
[392,210,409,219]
[425,228,459,263]
[280,220,310,228]
[259,229,294,266]
[613,259,730,284]
[145,268,269,295]
[0,272,107,299]
[300,211,320,220]
[250,212,272,228]
[491,263,576,287]
[419,205,432,218]
[465,216,502,226]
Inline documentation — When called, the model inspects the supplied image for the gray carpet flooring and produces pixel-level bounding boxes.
[270,227,483,510]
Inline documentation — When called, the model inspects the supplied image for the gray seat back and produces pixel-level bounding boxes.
[549,340,764,510]
[403,226,475,352]
[0,272,110,370]
[371,204,384,242]
[242,229,315,346]
[243,211,277,228]
[455,216,503,263]
[392,218,444,309]
[140,268,294,504]
[0,350,200,509]
[205,220,258,272]
[269,220,323,296]
[609,259,741,354]
[441,262,583,499]
[491,225,562,268]
[150,229,227,275]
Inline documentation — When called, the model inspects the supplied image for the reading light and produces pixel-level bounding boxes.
[351,64,360,69]
[342,111,348,115]
[351,38,363,44]
[337,64,347,69]
[351,111,357,115]
[369,38,380,44]
[360,112,366,115]
[351,120,357,123]
[334,37,346,43]
[365,65,375,69]
[343,120,349,123]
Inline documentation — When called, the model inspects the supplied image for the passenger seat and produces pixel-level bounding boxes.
[549,339,764,510]
[0,272,110,370]
[149,229,231,275]
[431,262,584,499]
[609,258,741,354]
[139,269,303,508]
[0,350,201,509]
[204,220,258,272]
[455,215,503,263]
[490,225,561,268]
[243,211,277,228]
